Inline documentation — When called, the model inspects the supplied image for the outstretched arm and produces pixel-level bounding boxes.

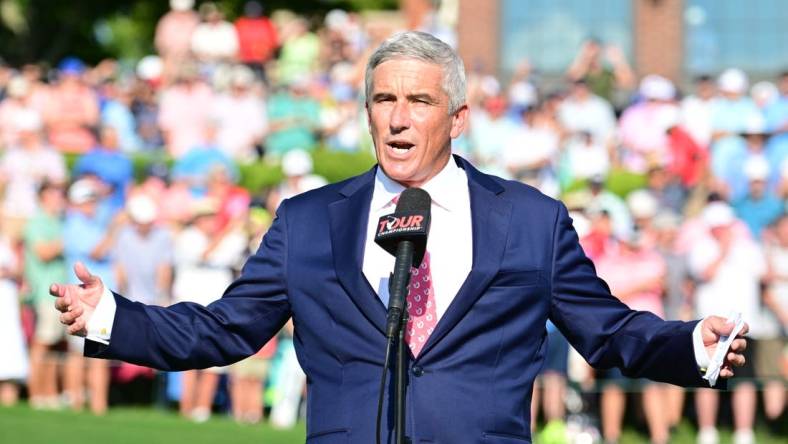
[52,201,294,371]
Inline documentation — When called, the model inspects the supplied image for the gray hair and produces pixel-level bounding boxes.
[365,31,466,114]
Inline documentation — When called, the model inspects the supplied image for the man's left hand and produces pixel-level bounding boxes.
[701,315,749,379]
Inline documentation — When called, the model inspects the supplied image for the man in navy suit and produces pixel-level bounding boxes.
[53,32,748,443]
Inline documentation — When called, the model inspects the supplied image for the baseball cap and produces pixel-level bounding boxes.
[639,74,675,101]
[702,202,735,228]
[718,68,748,94]
[127,194,158,224]
[68,179,99,204]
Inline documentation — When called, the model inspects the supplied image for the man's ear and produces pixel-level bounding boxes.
[450,104,469,139]
[365,102,372,134]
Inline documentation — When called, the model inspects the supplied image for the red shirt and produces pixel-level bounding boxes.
[234,17,279,63]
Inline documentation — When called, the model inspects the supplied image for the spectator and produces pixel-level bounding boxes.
[565,39,635,109]
[733,157,783,241]
[62,178,123,415]
[172,123,239,196]
[594,230,669,444]
[680,74,717,148]
[653,210,692,431]
[320,71,363,152]
[265,76,320,157]
[154,0,200,84]
[557,78,616,146]
[229,207,276,424]
[101,81,143,152]
[618,75,679,173]
[560,131,610,186]
[211,65,267,161]
[23,182,67,410]
[0,109,67,239]
[468,94,520,177]
[503,104,561,197]
[191,2,239,73]
[113,194,173,306]
[0,226,26,406]
[73,126,134,213]
[267,149,327,210]
[714,116,775,201]
[0,75,35,147]
[530,320,571,444]
[275,17,320,85]
[234,1,279,81]
[43,57,99,153]
[158,63,214,158]
[761,214,788,428]
[172,198,247,422]
[690,202,763,444]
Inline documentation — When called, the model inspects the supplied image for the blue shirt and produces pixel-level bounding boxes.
[63,209,116,289]
[74,148,134,210]
[171,145,238,195]
[102,100,142,153]
[733,193,784,240]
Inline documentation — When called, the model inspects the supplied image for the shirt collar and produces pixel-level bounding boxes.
[372,156,467,212]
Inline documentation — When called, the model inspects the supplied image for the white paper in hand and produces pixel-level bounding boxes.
[703,312,745,387]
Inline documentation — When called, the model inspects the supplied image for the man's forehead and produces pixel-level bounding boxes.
[370,58,443,89]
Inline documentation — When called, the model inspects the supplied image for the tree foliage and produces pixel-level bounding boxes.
[0,0,396,66]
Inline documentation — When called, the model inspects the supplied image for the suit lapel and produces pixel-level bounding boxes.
[418,157,512,358]
[328,168,387,336]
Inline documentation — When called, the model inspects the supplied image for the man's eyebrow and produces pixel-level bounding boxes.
[407,93,438,103]
[371,92,395,101]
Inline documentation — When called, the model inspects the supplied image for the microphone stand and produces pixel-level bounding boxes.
[395,309,410,444]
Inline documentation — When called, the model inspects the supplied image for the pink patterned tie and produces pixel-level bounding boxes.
[404,251,437,356]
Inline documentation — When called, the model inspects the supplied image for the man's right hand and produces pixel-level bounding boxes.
[50,262,105,337]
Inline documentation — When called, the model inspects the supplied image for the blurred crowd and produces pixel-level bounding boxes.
[0,0,785,443]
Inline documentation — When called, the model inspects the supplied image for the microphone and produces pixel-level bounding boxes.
[374,188,431,340]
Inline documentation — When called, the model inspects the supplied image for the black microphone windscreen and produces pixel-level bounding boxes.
[395,188,431,214]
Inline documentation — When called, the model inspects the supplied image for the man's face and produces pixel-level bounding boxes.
[366,58,468,188]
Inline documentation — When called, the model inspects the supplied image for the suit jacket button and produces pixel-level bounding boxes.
[412,366,424,377]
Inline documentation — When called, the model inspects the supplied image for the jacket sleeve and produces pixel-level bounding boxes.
[547,202,720,388]
[85,200,293,371]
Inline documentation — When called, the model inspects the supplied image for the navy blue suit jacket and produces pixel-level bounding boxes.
[86,156,712,443]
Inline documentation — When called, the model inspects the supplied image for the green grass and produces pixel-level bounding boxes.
[1,404,784,444]
[0,404,306,444]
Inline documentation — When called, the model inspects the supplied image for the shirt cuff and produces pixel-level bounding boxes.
[85,286,116,345]
[692,317,711,372]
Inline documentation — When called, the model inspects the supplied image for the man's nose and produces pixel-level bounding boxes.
[389,101,411,133]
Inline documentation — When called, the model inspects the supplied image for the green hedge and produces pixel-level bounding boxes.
[65,148,378,194]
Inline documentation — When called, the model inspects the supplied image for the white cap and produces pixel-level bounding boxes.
[170,0,194,11]
[68,179,99,205]
[751,81,778,105]
[639,74,675,101]
[282,149,313,177]
[136,55,163,81]
[325,9,349,30]
[718,68,748,94]
[508,81,537,107]
[743,155,770,181]
[127,194,158,224]
[626,189,659,219]
[702,202,735,228]
[14,108,42,132]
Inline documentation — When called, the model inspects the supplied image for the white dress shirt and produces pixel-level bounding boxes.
[86,157,714,382]
[363,158,472,319]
